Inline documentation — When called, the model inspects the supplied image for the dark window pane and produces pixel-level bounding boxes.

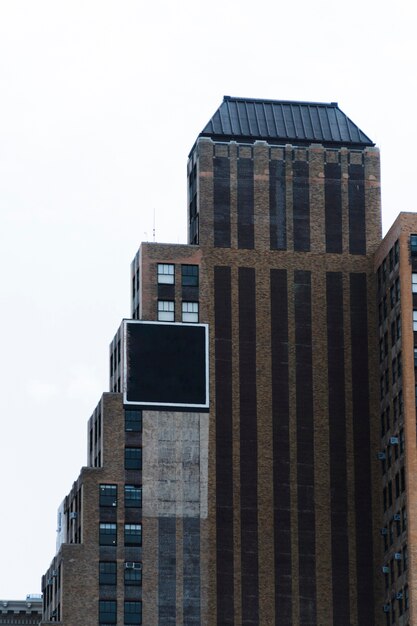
[125,410,142,432]
[124,562,142,586]
[124,524,142,546]
[125,485,142,508]
[100,484,117,507]
[181,264,199,286]
[125,448,142,470]
[99,600,117,624]
[99,561,117,585]
[99,523,117,546]
[124,601,142,625]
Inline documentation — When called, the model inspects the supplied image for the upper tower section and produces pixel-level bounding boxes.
[187,96,381,254]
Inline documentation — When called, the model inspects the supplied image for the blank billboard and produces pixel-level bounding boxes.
[123,320,209,410]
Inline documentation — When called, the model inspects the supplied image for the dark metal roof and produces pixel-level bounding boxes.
[199,96,374,147]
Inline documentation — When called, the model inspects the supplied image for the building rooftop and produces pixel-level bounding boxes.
[199,96,374,147]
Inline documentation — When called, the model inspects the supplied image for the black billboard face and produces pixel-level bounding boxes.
[123,320,209,410]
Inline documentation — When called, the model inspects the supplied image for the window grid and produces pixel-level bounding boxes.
[124,524,142,546]
[157,264,174,284]
[182,301,199,323]
[158,300,175,322]
[125,448,142,471]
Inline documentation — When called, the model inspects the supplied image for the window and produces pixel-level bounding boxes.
[181,264,199,287]
[401,466,405,492]
[125,485,142,508]
[124,562,142,586]
[384,332,388,355]
[395,277,400,302]
[389,520,394,546]
[411,234,417,255]
[157,264,174,284]
[124,523,142,546]
[397,352,402,379]
[125,410,142,432]
[405,585,409,610]
[400,429,404,454]
[396,315,401,339]
[395,514,401,537]
[381,412,385,437]
[383,486,387,511]
[390,285,395,308]
[397,559,402,576]
[388,481,393,507]
[403,545,408,570]
[99,600,117,624]
[182,301,199,323]
[99,523,117,546]
[393,397,398,422]
[394,240,399,265]
[99,562,117,585]
[402,507,407,533]
[413,274,417,293]
[388,445,392,469]
[392,358,396,384]
[391,322,395,347]
[386,406,391,431]
[399,390,403,415]
[125,448,142,471]
[382,259,387,282]
[413,310,417,331]
[383,296,387,319]
[100,485,117,507]
[158,300,174,322]
[390,558,395,586]
[395,473,400,499]
[414,348,417,367]
[124,600,142,625]
[389,248,394,272]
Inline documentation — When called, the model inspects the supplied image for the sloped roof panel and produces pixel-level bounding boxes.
[200,96,374,146]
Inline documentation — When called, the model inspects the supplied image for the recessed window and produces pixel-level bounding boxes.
[99,484,117,507]
[124,524,142,546]
[99,600,117,624]
[157,264,174,284]
[124,562,142,586]
[181,264,199,287]
[99,523,117,546]
[182,301,199,323]
[125,410,142,432]
[411,235,417,255]
[413,274,417,293]
[125,485,142,508]
[99,561,117,585]
[125,448,142,471]
[158,300,174,322]
[124,600,142,625]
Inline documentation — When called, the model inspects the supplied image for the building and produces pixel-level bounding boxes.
[0,596,42,625]
[41,97,392,625]
[374,213,417,626]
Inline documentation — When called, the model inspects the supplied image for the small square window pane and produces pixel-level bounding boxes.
[182,301,199,323]
[158,300,175,322]
[157,264,174,284]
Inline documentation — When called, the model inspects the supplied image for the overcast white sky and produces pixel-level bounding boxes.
[0,0,416,600]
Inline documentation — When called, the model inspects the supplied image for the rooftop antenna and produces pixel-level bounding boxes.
[153,209,156,242]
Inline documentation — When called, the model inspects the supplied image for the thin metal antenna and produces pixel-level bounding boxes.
[153,209,156,242]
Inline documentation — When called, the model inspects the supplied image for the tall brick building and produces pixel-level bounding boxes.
[40,97,417,625]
